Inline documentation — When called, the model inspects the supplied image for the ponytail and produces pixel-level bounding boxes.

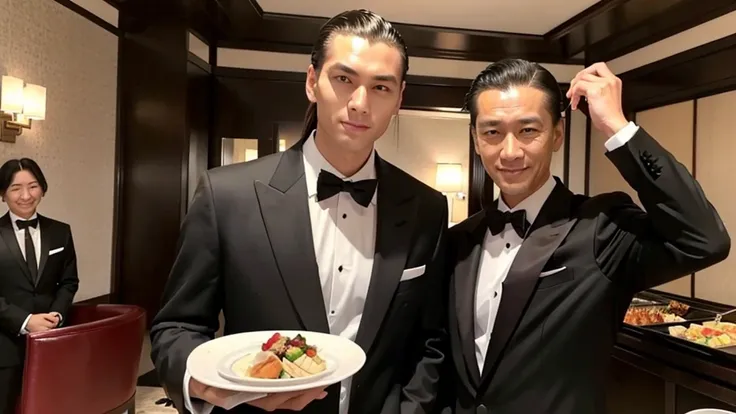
[300,103,318,143]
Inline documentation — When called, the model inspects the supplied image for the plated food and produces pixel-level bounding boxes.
[624,300,690,326]
[668,322,736,349]
[240,333,328,380]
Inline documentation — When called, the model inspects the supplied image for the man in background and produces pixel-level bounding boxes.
[0,158,79,413]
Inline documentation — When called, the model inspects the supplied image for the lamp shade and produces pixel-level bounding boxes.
[435,163,463,192]
[1,76,24,114]
[23,83,46,120]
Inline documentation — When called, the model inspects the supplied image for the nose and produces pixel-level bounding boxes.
[500,133,523,161]
[19,188,32,200]
[347,86,369,114]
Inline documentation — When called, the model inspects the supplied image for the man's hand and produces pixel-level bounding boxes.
[567,62,629,138]
[27,313,58,333]
[189,377,327,411]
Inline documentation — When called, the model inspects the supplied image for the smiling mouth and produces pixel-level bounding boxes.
[342,121,370,130]
[499,168,527,175]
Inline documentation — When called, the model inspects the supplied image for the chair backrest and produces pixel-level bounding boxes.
[18,304,146,414]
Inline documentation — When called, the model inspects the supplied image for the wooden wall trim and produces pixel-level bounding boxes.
[691,98,698,299]
[621,33,736,113]
[563,106,572,186]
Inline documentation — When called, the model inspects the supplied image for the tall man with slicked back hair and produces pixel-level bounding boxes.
[150,9,449,414]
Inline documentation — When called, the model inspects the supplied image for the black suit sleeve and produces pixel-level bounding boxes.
[150,172,223,412]
[0,298,29,335]
[50,226,79,322]
[399,197,449,414]
[593,127,730,292]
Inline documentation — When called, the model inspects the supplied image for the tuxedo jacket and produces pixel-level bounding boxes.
[150,141,449,414]
[0,213,79,367]
[440,128,730,414]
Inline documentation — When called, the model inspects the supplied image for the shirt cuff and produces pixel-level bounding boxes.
[604,121,639,152]
[19,314,32,335]
[184,369,214,414]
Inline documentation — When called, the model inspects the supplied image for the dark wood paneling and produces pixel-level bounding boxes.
[186,56,212,210]
[622,33,736,113]
[606,355,667,414]
[676,386,736,413]
[217,11,577,64]
[116,1,191,326]
[178,0,733,68]
[553,0,736,62]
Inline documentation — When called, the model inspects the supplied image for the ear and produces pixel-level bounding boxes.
[552,118,564,152]
[395,80,406,114]
[305,65,318,103]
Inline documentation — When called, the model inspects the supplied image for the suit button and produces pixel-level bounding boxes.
[477,404,488,414]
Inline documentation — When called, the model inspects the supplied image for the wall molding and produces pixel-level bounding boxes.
[216,48,583,83]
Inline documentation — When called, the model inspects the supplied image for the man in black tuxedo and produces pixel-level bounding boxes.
[440,59,730,414]
[150,9,447,414]
[0,158,79,413]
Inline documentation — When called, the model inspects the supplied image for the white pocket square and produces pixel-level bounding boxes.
[400,265,426,282]
[540,266,566,277]
[49,247,64,256]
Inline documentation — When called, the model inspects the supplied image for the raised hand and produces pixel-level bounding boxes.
[566,62,629,138]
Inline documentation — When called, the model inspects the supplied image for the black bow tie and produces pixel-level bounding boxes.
[316,170,378,208]
[16,218,38,230]
[486,209,530,238]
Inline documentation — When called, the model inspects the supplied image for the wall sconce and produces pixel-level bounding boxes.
[1,75,46,143]
[435,163,466,222]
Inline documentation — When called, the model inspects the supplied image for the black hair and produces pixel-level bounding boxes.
[300,9,409,141]
[462,58,565,128]
[0,158,48,197]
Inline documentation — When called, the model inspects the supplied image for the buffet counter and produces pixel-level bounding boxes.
[606,290,736,414]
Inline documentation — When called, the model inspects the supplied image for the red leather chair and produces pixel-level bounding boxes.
[16,304,146,414]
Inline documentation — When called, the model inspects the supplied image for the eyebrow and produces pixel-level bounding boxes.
[477,116,543,128]
[332,63,399,84]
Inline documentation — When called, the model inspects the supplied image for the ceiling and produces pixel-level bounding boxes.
[113,0,736,68]
[256,0,602,35]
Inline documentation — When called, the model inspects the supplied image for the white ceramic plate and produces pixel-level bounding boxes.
[187,330,366,393]
[215,347,337,387]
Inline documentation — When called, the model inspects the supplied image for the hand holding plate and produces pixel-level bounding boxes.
[247,387,328,411]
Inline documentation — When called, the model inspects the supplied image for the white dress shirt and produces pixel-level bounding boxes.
[185,131,377,414]
[8,210,40,335]
[474,122,639,372]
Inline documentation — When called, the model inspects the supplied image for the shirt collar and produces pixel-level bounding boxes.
[9,210,38,232]
[497,174,556,225]
[302,130,378,206]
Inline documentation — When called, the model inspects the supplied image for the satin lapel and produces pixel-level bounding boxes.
[453,212,487,387]
[354,157,418,355]
[0,213,33,284]
[37,215,52,285]
[255,146,330,334]
[479,182,577,390]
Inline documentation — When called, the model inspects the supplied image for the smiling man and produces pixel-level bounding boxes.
[440,59,730,414]
[150,9,449,414]
[0,158,79,413]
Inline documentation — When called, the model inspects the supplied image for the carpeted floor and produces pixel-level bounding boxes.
[136,386,177,413]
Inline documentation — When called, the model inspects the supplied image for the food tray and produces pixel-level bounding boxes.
[643,322,736,363]
[623,304,717,327]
